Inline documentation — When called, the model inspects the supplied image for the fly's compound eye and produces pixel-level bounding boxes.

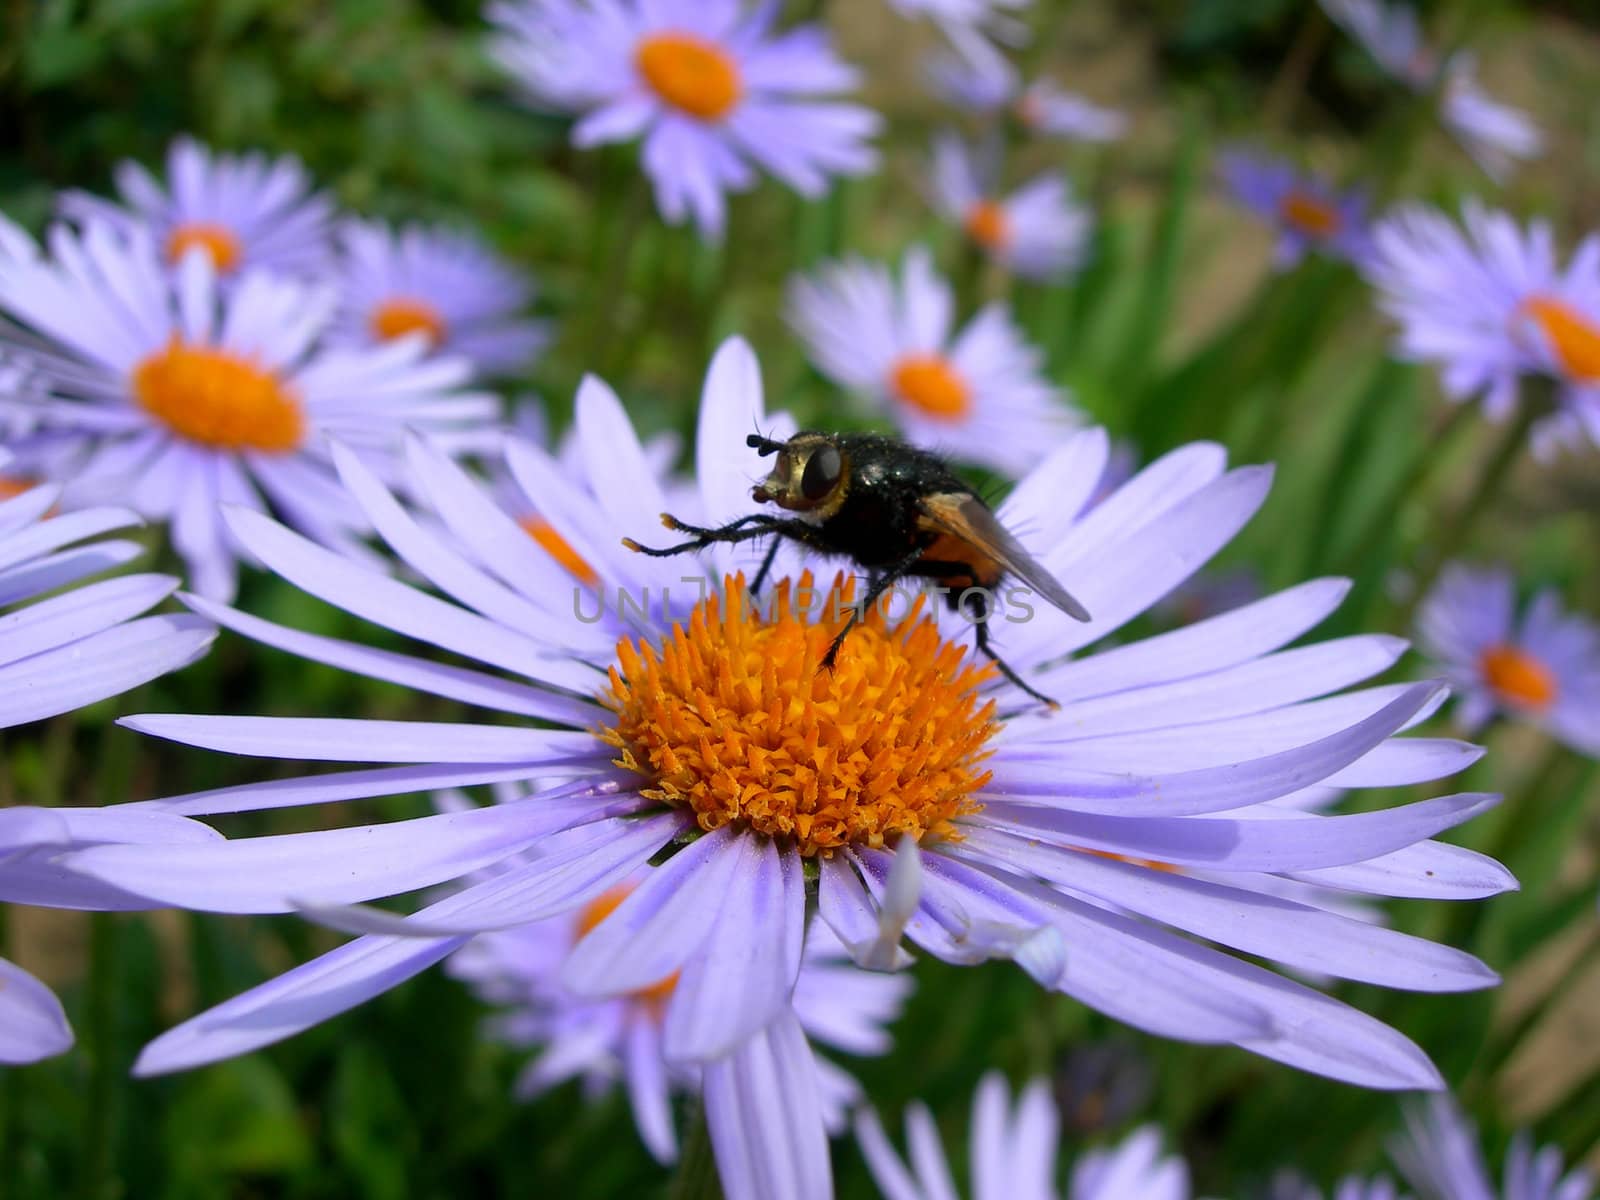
[800,444,842,501]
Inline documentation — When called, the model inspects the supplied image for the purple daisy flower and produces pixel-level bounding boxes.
[927,53,1126,143]
[786,248,1080,476]
[1218,149,1373,269]
[449,878,911,1166]
[1365,203,1600,454]
[1392,1093,1593,1200]
[1416,564,1600,755]
[856,1071,1191,1200]
[0,475,217,1063]
[487,0,880,241]
[57,135,335,280]
[0,216,498,600]
[51,335,1513,1128]
[1318,0,1540,183]
[327,218,549,378]
[929,134,1090,281]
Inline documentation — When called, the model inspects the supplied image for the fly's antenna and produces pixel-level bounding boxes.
[746,431,785,456]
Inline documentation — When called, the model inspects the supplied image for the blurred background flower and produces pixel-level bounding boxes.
[0,215,498,598]
[57,137,335,280]
[1218,148,1373,269]
[449,896,911,1166]
[786,248,1077,475]
[856,1071,1193,1200]
[1416,563,1600,755]
[488,0,880,240]
[929,132,1091,279]
[327,218,550,378]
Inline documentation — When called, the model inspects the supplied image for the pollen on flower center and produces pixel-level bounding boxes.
[890,354,971,420]
[964,200,1010,250]
[132,338,305,453]
[370,297,448,347]
[1520,295,1600,383]
[600,573,998,857]
[166,222,242,273]
[0,476,34,501]
[519,516,600,588]
[1279,191,1342,239]
[574,885,680,1006]
[635,32,743,121]
[1480,643,1558,711]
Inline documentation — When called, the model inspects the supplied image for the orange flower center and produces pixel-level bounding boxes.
[574,885,679,1007]
[1520,296,1600,383]
[1279,191,1342,240]
[635,32,742,121]
[0,476,34,501]
[520,516,600,588]
[132,338,305,453]
[964,200,1010,250]
[1480,643,1558,711]
[370,297,448,348]
[601,573,997,857]
[890,354,971,421]
[165,222,242,273]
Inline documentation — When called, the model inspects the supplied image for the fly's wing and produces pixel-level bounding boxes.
[919,492,1092,622]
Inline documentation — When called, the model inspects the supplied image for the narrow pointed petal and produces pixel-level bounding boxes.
[64,799,622,913]
[703,1012,832,1200]
[973,792,1501,873]
[120,714,599,765]
[0,614,215,728]
[561,825,739,996]
[663,833,806,1062]
[133,934,466,1076]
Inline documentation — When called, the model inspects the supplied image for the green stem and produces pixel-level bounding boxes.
[581,165,652,378]
[701,200,741,361]
[1119,116,1201,409]
[1485,741,1574,874]
[1336,399,1475,579]
[1439,738,1571,955]
[80,709,141,1200]
[1361,85,1442,203]
[81,913,118,1200]
[1261,6,1329,130]
[0,907,13,1192]
[954,235,987,319]
[1398,400,1539,629]
[191,0,226,141]
[785,0,829,23]
[666,1104,722,1200]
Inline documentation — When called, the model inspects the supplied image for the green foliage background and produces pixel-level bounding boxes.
[2,1,1600,1196]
